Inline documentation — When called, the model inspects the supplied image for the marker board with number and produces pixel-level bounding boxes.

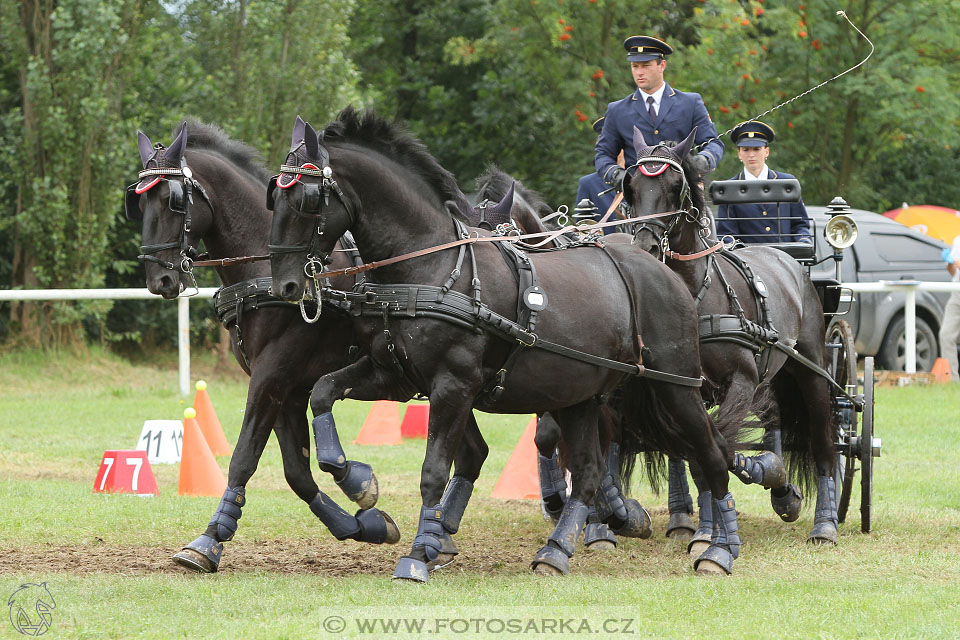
[136,420,184,464]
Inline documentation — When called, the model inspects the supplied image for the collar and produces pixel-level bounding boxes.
[637,83,667,108]
[742,165,770,181]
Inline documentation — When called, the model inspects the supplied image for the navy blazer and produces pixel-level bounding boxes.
[715,169,812,243]
[594,83,724,181]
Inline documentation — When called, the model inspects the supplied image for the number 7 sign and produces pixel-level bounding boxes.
[93,450,159,495]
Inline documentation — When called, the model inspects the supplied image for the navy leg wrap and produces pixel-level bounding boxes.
[538,449,567,521]
[668,458,694,515]
[771,483,803,522]
[731,451,787,488]
[393,505,444,582]
[808,475,838,545]
[594,443,630,530]
[710,493,741,558]
[533,499,589,575]
[309,491,360,540]
[687,490,713,553]
[583,507,617,548]
[313,412,347,472]
[438,476,473,535]
[693,493,740,575]
[208,487,245,542]
[173,534,224,573]
[313,412,378,508]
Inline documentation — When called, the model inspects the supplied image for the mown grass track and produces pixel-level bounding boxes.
[1,348,958,638]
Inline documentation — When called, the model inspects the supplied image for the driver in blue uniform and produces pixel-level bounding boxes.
[595,35,724,190]
[715,120,812,244]
[574,117,619,232]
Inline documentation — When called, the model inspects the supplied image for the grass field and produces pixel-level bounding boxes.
[1,347,958,639]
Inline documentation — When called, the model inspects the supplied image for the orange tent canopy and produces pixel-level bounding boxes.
[882,205,960,244]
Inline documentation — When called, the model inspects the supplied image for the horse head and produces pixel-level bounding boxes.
[625,127,708,260]
[268,115,356,303]
[127,122,213,298]
[474,166,558,235]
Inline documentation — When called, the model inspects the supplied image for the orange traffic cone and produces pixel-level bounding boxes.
[932,357,953,383]
[353,401,403,445]
[178,408,227,497]
[193,380,232,456]
[491,416,540,499]
[400,403,429,439]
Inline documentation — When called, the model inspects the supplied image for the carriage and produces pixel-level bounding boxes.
[702,178,880,532]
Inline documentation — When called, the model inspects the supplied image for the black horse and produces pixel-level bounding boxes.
[126,121,401,573]
[267,108,744,578]
[626,127,840,546]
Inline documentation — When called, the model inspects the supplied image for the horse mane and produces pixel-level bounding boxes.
[324,106,469,213]
[677,151,707,215]
[181,120,272,184]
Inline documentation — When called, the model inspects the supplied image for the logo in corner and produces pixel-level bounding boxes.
[8,583,56,636]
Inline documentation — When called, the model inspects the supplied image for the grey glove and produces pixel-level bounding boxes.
[604,166,627,190]
[691,153,713,176]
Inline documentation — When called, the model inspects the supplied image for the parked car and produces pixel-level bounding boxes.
[807,206,953,371]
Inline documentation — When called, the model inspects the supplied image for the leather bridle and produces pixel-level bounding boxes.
[125,148,210,294]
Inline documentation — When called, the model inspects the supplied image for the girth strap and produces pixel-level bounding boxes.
[326,283,702,388]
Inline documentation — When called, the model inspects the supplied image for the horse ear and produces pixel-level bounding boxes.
[137,130,154,167]
[304,122,320,161]
[291,115,306,149]
[633,126,652,157]
[673,126,698,161]
[491,182,515,218]
[167,121,188,160]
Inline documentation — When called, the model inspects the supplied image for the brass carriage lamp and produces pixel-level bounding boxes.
[824,196,858,281]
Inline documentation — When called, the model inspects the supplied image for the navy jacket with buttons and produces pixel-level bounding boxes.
[715,169,812,243]
[594,83,724,182]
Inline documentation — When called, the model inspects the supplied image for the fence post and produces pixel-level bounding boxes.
[904,288,917,374]
[178,296,190,396]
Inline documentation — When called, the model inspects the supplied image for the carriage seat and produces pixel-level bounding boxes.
[769,241,816,262]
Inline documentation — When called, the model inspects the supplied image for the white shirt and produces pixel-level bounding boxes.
[638,83,667,116]
[950,235,960,282]
[743,164,770,180]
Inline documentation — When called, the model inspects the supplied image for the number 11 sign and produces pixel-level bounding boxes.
[136,420,184,464]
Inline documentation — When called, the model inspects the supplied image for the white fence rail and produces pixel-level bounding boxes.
[843,281,960,373]
[1,281,958,387]
[0,288,219,395]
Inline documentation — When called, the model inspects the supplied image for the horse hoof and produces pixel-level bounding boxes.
[771,484,803,523]
[382,512,401,545]
[172,548,216,573]
[585,539,616,552]
[392,556,430,583]
[356,473,379,510]
[695,559,727,576]
[428,553,456,571]
[613,499,652,539]
[666,512,696,541]
[532,562,565,576]
[688,540,710,558]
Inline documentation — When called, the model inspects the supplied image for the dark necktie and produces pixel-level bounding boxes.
[646,96,656,120]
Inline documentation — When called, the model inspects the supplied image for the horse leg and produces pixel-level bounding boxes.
[428,413,489,570]
[666,457,696,540]
[531,401,603,576]
[535,413,567,524]
[304,356,404,546]
[593,441,652,540]
[686,461,713,558]
[718,373,787,489]
[658,385,741,576]
[801,374,840,545]
[172,371,279,573]
[758,398,804,522]
[393,374,481,583]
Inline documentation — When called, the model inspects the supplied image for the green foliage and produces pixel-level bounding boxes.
[1,0,958,348]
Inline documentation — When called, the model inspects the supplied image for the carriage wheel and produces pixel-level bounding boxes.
[860,357,876,533]
[826,320,858,523]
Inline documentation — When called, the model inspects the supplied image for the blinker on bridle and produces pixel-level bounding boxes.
[630,149,707,260]
[125,147,210,295]
[266,147,350,323]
